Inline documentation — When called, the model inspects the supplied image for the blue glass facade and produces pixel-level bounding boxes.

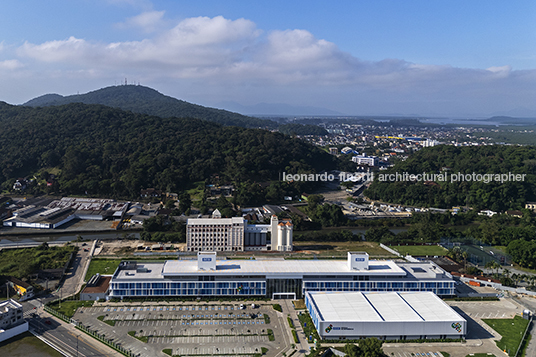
[110,279,454,298]
[110,280,267,297]
[302,280,454,296]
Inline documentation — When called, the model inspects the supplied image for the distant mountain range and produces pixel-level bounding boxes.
[24,85,277,129]
[216,101,342,116]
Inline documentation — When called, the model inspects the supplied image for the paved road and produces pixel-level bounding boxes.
[514,296,536,357]
[58,243,93,298]
[28,310,122,357]
[281,300,312,356]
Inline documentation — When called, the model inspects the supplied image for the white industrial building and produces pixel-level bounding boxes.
[186,215,292,252]
[2,197,129,229]
[305,291,466,340]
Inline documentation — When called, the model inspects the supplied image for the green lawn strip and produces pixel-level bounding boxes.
[440,353,450,357]
[85,258,122,281]
[128,331,148,343]
[267,329,275,341]
[464,354,496,357]
[292,329,299,343]
[520,333,531,357]
[48,300,93,318]
[287,315,294,328]
[273,304,282,312]
[261,347,268,355]
[482,316,529,355]
[298,312,320,342]
[390,244,447,256]
[264,313,271,324]
[96,315,116,326]
[162,349,172,356]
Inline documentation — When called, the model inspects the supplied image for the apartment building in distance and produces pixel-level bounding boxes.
[186,215,293,252]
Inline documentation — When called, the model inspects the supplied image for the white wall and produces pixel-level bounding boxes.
[0,322,29,343]
[318,319,465,340]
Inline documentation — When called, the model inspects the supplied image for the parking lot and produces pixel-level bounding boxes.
[74,302,288,357]
[382,297,526,357]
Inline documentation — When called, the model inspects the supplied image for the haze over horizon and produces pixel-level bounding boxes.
[1,0,535,117]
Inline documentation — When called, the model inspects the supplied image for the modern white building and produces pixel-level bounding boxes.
[352,155,378,166]
[305,291,466,340]
[108,252,455,300]
[186,215,292,252]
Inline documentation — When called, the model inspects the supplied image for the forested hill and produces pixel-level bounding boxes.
[364,145,536,211]
[23,85,277,129]
[0,102,336,198]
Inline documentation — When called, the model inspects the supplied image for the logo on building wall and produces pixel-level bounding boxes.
[355,258,365,261]
[451,322,462,332]
[325,324,333,333]
[202,258,212,261]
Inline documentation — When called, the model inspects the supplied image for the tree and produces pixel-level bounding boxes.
[365,226,395,243]
[359,337,385,357]
[178,193,192,214]
[344,343,361,357]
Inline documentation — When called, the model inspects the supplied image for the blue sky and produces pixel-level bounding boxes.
[0,0,534,116]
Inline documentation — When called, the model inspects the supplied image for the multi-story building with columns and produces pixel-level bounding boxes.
[186,215,292,252]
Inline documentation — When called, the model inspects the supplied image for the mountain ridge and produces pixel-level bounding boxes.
[23,85,277,129]
[0,101,336,198]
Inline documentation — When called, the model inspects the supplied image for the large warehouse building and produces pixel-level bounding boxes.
[305,291,466,340]
[108,252,455,299]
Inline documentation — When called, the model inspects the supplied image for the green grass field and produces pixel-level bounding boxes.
[389,244,447,257]
[482,316,529,356]
[49,300,94,318]
[0,245,76,279]
[85,258,122,280]
[293,241,396,257]
[0,331,63,357]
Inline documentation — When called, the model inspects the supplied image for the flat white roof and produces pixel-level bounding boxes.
[308,291,464,323]
[161,259,406,277]
[187,217,244,225]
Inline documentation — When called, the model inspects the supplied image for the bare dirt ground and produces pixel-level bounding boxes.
[94,240,186,257]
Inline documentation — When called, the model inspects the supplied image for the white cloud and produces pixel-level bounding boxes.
[6,15,536,115]
[0,59,23,70]
[116,10,165,33]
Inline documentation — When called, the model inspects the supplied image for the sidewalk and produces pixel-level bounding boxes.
[282,300,311,356]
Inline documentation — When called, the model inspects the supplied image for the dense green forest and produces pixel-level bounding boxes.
[0,102,338,198]
[24,85,277,129]
[364,145,536,211]
[277,123,328,136]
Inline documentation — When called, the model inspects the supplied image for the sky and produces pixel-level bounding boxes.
[0,0,535,117]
